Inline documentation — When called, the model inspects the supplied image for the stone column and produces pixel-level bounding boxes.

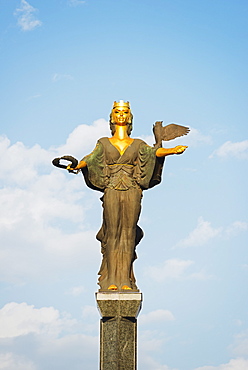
[96,292,142,370]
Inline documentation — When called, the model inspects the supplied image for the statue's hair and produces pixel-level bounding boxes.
[109,112,133,136]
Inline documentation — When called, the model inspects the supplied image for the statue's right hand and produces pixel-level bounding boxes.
[52,155,79,173]
[66,164,79,173]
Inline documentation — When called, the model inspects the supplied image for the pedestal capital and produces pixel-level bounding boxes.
[96,292,142,318]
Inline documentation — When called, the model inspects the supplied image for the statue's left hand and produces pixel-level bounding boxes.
[156,145,188,157]
[173,145,188,154]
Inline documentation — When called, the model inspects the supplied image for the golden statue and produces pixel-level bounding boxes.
[53,101,189,292]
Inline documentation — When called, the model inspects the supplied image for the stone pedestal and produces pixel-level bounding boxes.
[96,292,142,370]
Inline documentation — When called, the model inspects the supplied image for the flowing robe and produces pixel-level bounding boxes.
[81,137,164,291]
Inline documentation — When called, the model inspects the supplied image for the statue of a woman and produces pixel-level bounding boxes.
[54,100,188,292]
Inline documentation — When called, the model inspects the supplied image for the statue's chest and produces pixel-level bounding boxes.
[104,139,138,164]
[108,138,134,156]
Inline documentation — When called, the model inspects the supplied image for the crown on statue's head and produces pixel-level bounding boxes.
[112,100,130,109]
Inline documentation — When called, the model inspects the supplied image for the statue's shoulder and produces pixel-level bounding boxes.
[133,138,147,145]
[97,137,109,145]
[98,137,109,141]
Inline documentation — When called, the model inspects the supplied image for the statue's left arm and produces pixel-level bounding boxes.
[137,141,188,190]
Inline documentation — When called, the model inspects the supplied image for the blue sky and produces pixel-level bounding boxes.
[0,1,248,369]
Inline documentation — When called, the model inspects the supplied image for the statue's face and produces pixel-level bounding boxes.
[112,107,131,125]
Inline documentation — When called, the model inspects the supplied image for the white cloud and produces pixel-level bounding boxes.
[37,333,98,369]
[139,309,175,325]
[194,358,248,370]
[0,135,53,186]
[139,330,166,353]
[175,217,222,248]
[0,353,36,370]
[52,73,74,82]
[147,257,213,282]
[15,0,42,31]
[56,119,110,157]
[0,165,99,282]
[82,305,98,319]
[139,354,177,370]
[210,140,248,159]
[0,121,110,283]
[233,319,243,327]
[147,258,194,282]
[0,333,98,369]
[138,330,177,369]
[0,302,98,369]
[230,330,248,356]
[175,218,248,249]
[0,188,98,283]
[225,221,248,237]
[65,285,86,296]
[0,302,76,339]
[185,127,212,147]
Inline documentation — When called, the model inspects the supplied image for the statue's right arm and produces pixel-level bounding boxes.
[75,160,87,169]
[67,142,100,172]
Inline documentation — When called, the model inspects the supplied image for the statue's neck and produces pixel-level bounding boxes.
[113,124,129,140]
